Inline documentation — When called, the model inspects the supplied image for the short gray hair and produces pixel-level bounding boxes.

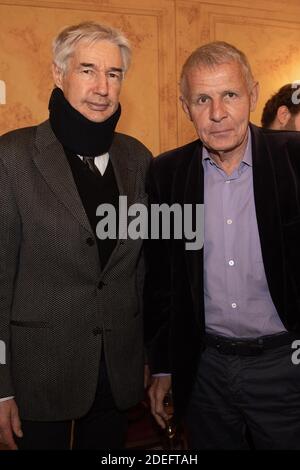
[53,21,131,74]
[180,41,255,96]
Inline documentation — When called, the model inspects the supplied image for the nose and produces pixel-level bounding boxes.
[93,72,109,96]
[210,98,227,122]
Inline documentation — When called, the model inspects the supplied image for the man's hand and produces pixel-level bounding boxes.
[0,399,22,449]
[148,375,172,429]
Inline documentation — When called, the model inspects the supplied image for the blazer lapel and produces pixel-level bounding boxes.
[250,124,286,315]
[183,141,205,331]
[109,135,136,206]
[33,120,93,234]
[98,135,136,276]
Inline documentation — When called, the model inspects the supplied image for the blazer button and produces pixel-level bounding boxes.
[98,281,106,289]
[86,237,95,246]
[93,326,103,336]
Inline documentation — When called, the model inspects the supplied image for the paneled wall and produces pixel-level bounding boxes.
[1,0,300,154]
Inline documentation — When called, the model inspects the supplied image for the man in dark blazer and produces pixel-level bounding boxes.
[145,41,300,449]
[0,21,151,449]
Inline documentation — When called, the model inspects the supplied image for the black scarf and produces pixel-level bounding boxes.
[48,87,121,156]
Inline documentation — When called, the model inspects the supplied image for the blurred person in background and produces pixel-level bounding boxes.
[261,83,300,130]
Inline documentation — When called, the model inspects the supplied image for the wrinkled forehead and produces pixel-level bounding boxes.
[187,60,244,80]
[72,38,121,57]
[182,60,247,95]
[65,38,123,70]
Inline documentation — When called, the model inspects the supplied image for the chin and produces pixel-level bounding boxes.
[87,108,116,123]
[206,139,234,150]
[84,113,109,123]
[88,117,106,123]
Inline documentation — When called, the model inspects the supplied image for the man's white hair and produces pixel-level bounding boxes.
[53,21,131,74]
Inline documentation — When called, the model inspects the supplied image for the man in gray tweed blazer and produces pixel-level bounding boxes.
[0,21,152,449]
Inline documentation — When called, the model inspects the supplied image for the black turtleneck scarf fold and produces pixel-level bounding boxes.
[48,87,121,156]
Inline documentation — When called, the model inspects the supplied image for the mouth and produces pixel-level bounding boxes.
[210,129,233,136]
[86,102,110,111]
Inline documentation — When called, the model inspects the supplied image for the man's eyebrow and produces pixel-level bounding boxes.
[78,63,123,73]
[79,63,96,68]
[193,92,211,98]
[109,67,123,73]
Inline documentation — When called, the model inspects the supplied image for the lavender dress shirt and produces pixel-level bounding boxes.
[203,130,286,338]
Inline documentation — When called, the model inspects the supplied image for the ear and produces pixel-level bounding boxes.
[249,81,259,112]
[52,63,64,89]
[276,105,291,127]
[180,96,192,121]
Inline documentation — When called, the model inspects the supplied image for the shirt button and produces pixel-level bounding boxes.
[231,303,237,309]
[228,260,235,266]
[93,327,103,336]
[225,180,231,184]
[227,219,233,225]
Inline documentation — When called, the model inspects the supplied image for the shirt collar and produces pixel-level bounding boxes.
[77,152,109,160]
[77,152,109,176]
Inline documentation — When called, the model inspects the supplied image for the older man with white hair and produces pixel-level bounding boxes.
[0,21,151,450]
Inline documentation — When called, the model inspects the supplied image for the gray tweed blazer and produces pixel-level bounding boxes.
[0,120,152,421]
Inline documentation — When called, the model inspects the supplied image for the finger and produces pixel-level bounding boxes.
[148,386,157,417]
[155,392,169,421]
[155,404,169,422]
[153,411,167,429]
[1,428,17,450]
[149,383,169,421]
[11,407,23,438]
[148,393,167,428]
[153,399,169,426]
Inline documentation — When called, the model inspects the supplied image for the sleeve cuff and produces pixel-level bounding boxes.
[0,396,14,402]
